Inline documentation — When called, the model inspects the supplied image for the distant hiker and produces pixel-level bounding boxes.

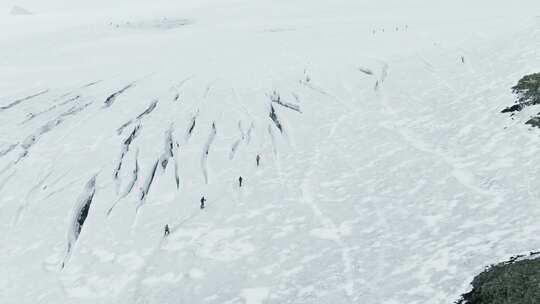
[200,196,206,209]
[164,224,170,236]
[256,154,260,167]
[239,176,243,187]
[461,56,465,64]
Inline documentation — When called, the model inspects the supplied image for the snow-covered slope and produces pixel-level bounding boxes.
[1,1,540,303]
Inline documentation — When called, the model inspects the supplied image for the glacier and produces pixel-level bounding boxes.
[1,0,540,303]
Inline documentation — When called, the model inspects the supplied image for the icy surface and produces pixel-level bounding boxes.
[1,0,540,303]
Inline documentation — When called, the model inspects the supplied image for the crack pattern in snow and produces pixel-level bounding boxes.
[0,89,49,111]
[104,83,134,108]
[201,122,217,184]
[62,176,96,269]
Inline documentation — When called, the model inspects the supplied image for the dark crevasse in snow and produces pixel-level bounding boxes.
[358,67,374,75]
[269,105,283,133]
[246,122,255,144]
[62,176,96,269]
[268,124,279,156]
[269,91,302,113]
[229,138,242,160]
[116,99,158,135]
[107,151,139,216]
[103,83,134,107]
[139,159,159,203]
[77,195,92,235]
[136,99,158,120]
[0,89,49,111]
[22,95,80,124]
[83,80,102,88]
[185,113,198,142]
[114,124,142,180]
[17,100,94,164]
[229,120,246,160]
[158,125,181,189]
[201,122,217,184]
[160,125,175,170]
[174,155,180,189]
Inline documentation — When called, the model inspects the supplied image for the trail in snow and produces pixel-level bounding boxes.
[376,66,502,199]
[12,169,53,226]
[299,108,359,301]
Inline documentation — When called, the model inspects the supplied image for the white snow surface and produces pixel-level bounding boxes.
[1,0,540,303]
[9,6,32,16]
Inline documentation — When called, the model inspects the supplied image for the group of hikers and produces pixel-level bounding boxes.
[164,154,262,237]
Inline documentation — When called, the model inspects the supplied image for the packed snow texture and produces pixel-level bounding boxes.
[1,0,540,303]
[9,6,32,16]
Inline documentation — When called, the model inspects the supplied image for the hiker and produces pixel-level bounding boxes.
[256,154,260,167]
[164,224,170,236]
[239,176,243,187]
[461,56,465,64]
[200,196,206,209]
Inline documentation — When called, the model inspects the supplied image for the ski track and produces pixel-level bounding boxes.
[130,211,213,304]
[0,170,16,196]
[12,169,53,226]
[299,107,358,301]
[376,67,501,200]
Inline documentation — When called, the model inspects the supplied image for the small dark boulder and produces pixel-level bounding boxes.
[526,116,540,128]
[501,103,523,113]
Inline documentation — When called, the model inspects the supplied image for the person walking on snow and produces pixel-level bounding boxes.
[164,224,170,237]
[256,154,260,167]
[200,196,206,209]
[239,176,243,187]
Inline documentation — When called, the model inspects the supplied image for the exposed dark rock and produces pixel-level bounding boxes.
[526,116,540,128]
[457,253,540,304]
[502,73,540,113]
